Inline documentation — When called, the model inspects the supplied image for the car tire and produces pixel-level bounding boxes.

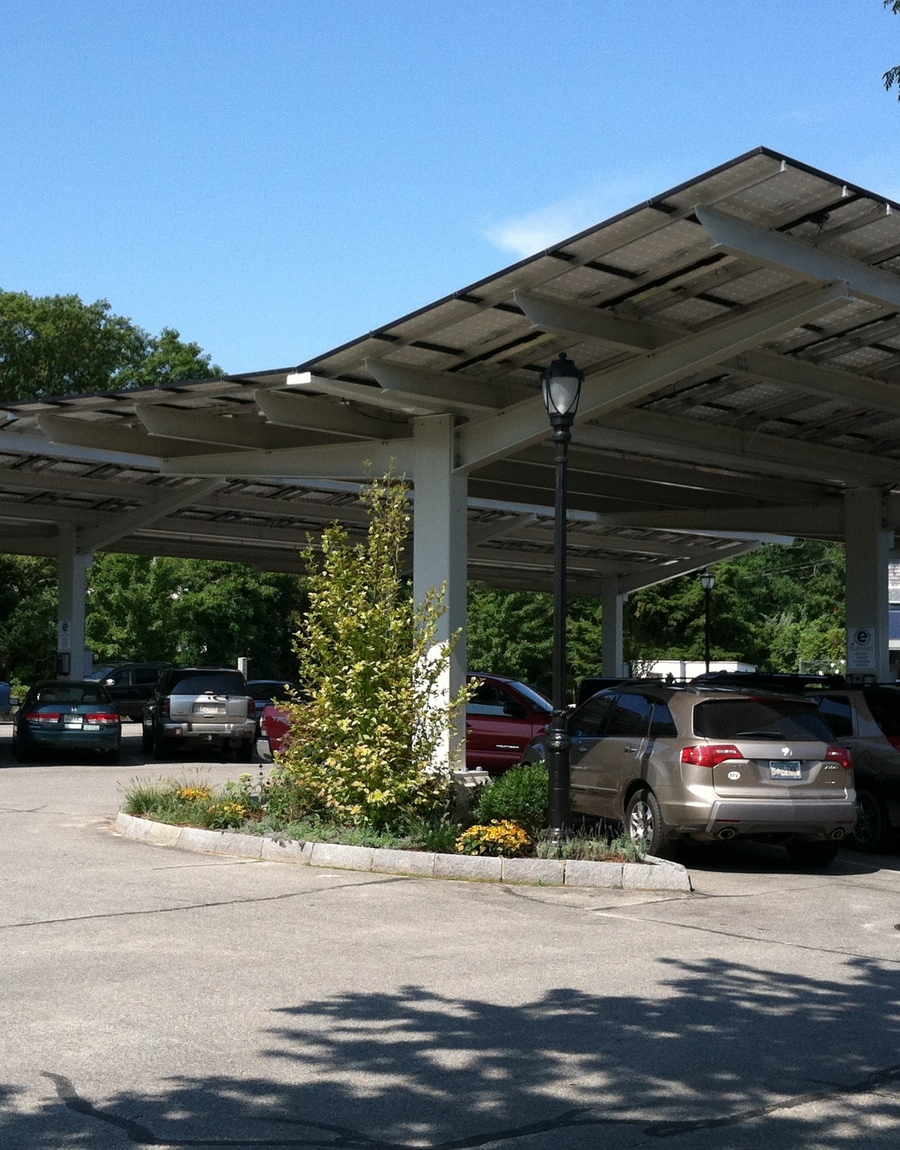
[13,738,33,764]
[624,789,677,859]
[152,730,170,760]
[850,787,891,854]
[785,840,840,867]
[103,749,121,766]
[235,739,255,763]
[141,725,153,752]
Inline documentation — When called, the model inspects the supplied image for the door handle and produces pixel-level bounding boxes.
[624,745,638,754]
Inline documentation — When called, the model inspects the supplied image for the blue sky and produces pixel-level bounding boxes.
[3,1,900,374]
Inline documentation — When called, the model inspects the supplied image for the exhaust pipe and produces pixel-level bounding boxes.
[717,827,737,840]
[831,829,846,841]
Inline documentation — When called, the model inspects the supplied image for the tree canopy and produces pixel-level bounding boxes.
[0,289,222,402]
[884,0,900,95]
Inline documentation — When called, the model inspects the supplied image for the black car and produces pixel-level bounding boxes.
[86,661,172,721]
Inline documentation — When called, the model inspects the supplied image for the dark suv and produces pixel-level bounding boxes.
[142,667,257,760]
[87,661,172,721]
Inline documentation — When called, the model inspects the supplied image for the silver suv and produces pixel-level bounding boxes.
[142,667,257,761]
[521,684,856,865]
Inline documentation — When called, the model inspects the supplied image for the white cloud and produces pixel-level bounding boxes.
[482,179,654,258]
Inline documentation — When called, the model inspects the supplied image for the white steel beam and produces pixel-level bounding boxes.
[457,281,851,472]
[37,414,226,459]
[604,408,900,486]
[593,504,843,536]
[287,371,454,416]
[697,204,900,310]
[412,415,467,770]
[366,359,530,412]
[162,438,415,479]
[513,290,678,350]
[726,348,900,415]
[76,479,224,553]
[256,389,405,439]
[137,406,310,451]
[618,542,762,595]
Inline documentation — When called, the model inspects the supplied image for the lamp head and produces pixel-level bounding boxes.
[541,353,584,424]
[700,569,716,593]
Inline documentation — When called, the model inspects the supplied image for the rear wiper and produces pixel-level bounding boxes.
[734,729,785,738]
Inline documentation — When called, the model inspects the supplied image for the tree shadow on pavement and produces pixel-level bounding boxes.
[3,957,900,1148]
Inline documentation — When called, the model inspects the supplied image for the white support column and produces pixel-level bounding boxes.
[844,488,891,683]
[601,577,625,677]
[57,527,93,679]
[413,415,468,770]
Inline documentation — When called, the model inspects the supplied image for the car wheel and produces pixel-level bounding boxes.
[152,731,170,760]
[850,787,891,854]
[785,840,840,867]
[13,738,33,764]
[624,789,676,859]
[235,739,255,763]
[141,726,153,752]
[103,749,121,766]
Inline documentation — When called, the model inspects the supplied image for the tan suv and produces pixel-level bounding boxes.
[142,667,257,761]
[521,684,856,865]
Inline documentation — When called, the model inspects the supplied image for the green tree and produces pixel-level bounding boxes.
[276,474,467,831]
[86,555,305,676]
[883,0,900,95]
[0,556,59,687]
[0,290,221,402]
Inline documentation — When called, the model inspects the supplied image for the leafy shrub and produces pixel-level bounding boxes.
[473,762,548,836]
[456,820,532,857]
[275,473,470,831]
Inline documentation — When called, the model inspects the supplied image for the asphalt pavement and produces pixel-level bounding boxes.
[2,723,900,1148]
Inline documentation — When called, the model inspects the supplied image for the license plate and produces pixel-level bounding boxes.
[194,703,225,715]
[63,717,83,728]
[83,723,99,731]
[769,760,801,780]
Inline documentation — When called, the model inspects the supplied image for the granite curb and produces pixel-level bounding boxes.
[114,811,693,891]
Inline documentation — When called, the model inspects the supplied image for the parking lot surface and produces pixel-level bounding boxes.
[2,724,900,1148]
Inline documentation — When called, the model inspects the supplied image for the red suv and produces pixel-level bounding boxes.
[262,672,551,774]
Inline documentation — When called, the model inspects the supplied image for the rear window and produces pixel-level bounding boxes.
[34,685,110,706]
[169,672,248,696]
[863,687,900,737]
[693,697,833,741]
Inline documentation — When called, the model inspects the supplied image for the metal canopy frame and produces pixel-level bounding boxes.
[3,148,900,600]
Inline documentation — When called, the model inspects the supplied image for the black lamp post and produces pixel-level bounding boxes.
[700,569,716,673]
[542,352,584,845]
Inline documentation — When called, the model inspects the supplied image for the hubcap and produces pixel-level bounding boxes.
[628,800,653,847]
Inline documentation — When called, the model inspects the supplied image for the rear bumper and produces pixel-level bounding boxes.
[704,798,857,837]
[159,721,256,745]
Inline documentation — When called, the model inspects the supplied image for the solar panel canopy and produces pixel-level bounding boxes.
[2,147,900,595]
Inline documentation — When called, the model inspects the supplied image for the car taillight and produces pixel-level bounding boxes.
[85,713,117,725]
[160,698,170,716]
[681,743,743,768]
[247,699,255,719]
[27,711,61,722]
[825,745,853,770]
[886,735,900,754]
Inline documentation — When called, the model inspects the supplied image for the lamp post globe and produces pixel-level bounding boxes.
[541,352,584,847]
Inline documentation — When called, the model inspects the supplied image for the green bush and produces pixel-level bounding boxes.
[473,762,548,836]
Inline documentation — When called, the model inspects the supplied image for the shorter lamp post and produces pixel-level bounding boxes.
[542,352,584,846]
[700,569,716,673]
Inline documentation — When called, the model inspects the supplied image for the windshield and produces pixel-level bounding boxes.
[507,681,553,713]
[693,697,833,741]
